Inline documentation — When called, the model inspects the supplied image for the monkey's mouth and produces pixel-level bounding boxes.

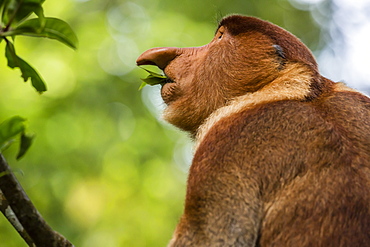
[161,76,175,85]
[161,74,179,104]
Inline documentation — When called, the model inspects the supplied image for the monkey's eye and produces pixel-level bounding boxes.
[216,26,225,40]
[218,32,223,40]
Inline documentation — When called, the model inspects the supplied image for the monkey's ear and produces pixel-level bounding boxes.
[273,44,285,59]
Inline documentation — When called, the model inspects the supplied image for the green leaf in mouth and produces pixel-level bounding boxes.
[138,67,168,90]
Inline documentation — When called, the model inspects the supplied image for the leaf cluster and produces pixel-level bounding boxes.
[139,66,168,90]
[0,0,78,93]
[0,0,78,159]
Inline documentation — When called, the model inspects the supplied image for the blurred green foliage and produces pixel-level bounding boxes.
[0,0,323,246]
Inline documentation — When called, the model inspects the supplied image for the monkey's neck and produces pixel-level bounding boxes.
[194,63,316,149]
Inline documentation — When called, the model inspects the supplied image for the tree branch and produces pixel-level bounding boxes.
[0,189,35,246]
[0,154,74,247]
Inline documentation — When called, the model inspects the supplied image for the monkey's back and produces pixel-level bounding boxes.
[191,89,370,247]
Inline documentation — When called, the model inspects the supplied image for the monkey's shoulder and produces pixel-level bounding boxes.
[195,90,370,165]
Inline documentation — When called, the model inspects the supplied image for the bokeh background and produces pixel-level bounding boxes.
[0,0,369,246]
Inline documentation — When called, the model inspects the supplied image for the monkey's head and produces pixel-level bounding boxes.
[137,15,320,137]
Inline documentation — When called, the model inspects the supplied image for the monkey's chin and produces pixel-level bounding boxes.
[161,82,179,105]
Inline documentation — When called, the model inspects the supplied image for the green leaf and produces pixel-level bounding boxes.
[5,39,16,66]
[0,116,26,151]
[1,0,14,25]
[138,67,168,90]
[2,0,45,26]
[141,75,166,85]
[5,40,47,92]
[0,116,34,159]
[140,67,167,79]
[14,17,78,49]
[138,81,147,91]
[16,132,34,159]
[30,2,45,27]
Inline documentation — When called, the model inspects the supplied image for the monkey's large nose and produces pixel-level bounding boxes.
[136,47,180,70]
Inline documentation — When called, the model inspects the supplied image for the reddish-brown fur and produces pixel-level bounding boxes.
[136,15,370,247]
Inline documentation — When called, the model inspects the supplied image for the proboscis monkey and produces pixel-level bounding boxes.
[137,15,370,247]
